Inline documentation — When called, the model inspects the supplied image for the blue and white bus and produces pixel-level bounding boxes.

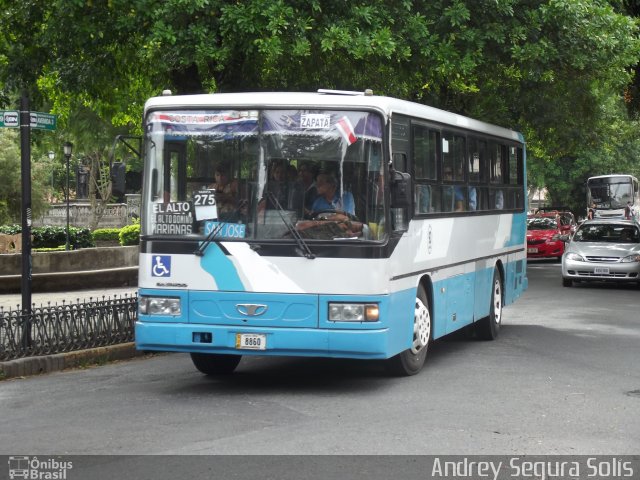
[135,89,528,376]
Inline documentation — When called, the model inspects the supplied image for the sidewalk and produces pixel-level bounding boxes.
[0,286,138,310]
[0,286,141,380]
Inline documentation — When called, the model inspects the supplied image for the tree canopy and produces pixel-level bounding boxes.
[1,0,640,217]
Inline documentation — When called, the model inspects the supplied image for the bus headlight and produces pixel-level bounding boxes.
[139,296,181,316]
[328,303,379,322]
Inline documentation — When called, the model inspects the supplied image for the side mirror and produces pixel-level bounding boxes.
[390,170,411,208]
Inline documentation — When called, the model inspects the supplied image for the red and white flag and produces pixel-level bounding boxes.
[335,116,357,145]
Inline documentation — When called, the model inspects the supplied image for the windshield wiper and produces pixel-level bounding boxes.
[194,222,226,256]
[266,191,315,259]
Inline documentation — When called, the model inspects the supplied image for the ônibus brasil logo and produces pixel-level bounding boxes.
[8,456,73,480]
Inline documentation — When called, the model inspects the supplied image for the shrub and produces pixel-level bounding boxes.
[119,223,140,246]
[92,228,121,242]
[0,225,95,249]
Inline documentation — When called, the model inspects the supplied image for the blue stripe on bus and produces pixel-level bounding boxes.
[199,242,245,291]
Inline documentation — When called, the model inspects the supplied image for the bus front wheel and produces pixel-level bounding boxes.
[191,353,242,375]
[476,268,502,340]
[386,284,431,376]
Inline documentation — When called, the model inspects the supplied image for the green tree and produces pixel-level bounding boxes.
[1,0,639,218]
[0,130,50,224]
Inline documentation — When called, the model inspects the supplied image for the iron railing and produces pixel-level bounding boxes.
[0,294,138,361]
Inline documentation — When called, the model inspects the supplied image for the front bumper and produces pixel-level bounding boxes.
[562,258,640,282]
[527,241,564,258]
[136,321,393,359]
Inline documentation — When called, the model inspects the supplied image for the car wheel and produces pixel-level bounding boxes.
[191,353,241,375]
[562,278,573,287]
[386,284,431,376]
[476,268,502,340]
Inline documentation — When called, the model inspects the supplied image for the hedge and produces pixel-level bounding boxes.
[0,225,94,249]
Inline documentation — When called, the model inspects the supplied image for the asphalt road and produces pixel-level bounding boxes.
[1,260,639,457]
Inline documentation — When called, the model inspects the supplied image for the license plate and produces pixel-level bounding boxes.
[594,267,610,275]
[235,333,266,350]
[528,248,538,253]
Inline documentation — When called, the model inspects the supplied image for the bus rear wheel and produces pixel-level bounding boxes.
[386,285,431,376]
[476,268,502,340]
[191,353,242,375]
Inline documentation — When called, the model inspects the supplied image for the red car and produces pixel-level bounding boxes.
[526,211,576,261]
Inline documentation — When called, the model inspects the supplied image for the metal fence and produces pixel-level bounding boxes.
[0,294,138,361]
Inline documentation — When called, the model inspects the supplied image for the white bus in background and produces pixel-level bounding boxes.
[587,174,640,218]
[134,89,528,376]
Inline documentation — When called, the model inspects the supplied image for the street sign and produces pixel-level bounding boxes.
[29,112,57,130]
[0,110,19,127]
[0,110,57,130]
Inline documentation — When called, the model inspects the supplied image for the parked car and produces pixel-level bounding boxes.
[526,211,576,261]
[561,218,640,287]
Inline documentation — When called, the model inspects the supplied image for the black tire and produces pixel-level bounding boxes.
[562,277,573,287]
[386,284,431,376]
[190,353,241,375]
[476,268,502,340]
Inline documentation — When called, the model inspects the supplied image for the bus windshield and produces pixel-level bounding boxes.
[587,177,633,209]
[142,109,385,241]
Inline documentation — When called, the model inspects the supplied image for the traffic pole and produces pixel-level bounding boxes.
[20,93,32,349]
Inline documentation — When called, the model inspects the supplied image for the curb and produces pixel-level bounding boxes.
[0,342,146,380]
[0,266,138,293]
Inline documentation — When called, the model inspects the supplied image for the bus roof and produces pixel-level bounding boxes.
[588,174,637,180]
[144,90,523,143]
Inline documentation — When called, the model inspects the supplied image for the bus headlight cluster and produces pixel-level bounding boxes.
[139,296,181,316]
[328,303,379,322]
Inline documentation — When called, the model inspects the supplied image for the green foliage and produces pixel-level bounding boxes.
[118,223,140,246]
[91,228,121,242]
[0,225,94,249]
[1,0,640,215]
[0,130,51,225]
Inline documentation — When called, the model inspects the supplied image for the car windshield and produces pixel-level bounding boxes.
[573,224,640,243]
[527,217,557,230]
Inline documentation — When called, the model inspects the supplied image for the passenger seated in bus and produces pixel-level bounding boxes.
[469,186,477,211]
[311,173,355,216]
[258,160,295,213]
[288,161,318,218]
[494,189,504,210]
[443,167,465,212]
[415,184,431,213]
[210,164,240,220]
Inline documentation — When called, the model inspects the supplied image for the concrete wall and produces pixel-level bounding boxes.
[0,246,139,293]
[33,194,141,229]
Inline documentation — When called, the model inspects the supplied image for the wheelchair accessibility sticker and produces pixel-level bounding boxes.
[152,255,171,277]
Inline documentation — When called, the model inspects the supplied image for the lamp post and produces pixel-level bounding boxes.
[47,151,55,189]
[63,142,73,251]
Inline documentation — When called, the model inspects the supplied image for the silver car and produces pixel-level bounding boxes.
[562,219,640,287]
